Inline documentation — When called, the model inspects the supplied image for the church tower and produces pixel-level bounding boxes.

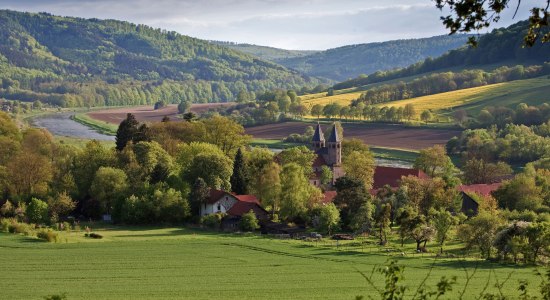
[326,124,342,166]
[311,123,325,151]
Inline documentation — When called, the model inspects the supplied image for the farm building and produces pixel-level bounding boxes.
[201,189,269,221]
[457,183,502,216]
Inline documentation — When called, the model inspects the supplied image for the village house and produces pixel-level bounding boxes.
[201,189,269,222]
[457,183,502,216]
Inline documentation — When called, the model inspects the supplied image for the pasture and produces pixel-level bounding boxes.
[376,77,550,117]
[0,227,543,300]
[302,92,362,107]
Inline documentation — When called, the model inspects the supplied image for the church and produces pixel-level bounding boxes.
[310,123,345,187]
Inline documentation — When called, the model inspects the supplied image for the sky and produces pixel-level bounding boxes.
[0,0,539,50]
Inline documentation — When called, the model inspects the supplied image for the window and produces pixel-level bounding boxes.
[217,204,221,211]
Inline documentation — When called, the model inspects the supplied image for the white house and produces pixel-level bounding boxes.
[200,190,268,220]
[200,190,239,216]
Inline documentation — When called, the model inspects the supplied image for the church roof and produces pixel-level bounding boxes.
[372,166,429,189]
[327,124,341,142]
[312,123,325,142]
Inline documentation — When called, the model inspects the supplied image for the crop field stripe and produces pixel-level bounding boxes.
[0,229,542,300]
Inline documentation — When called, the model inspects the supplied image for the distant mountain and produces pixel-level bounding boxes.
[274,35,471,81]
[210,41,319,61]
[334,20,550,90]
[0,10,321,107]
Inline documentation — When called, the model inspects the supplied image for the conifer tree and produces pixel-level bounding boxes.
[115,113,139,151]
[230,148,248,195]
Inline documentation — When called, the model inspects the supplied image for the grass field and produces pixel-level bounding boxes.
[249,138,304,149]
[300,76,550,123]
[0,226,543,300]
[376,76,550,118]
[302,92,363,107]
[73,112,118,135]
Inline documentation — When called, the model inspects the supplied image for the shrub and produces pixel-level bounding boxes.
[239,210,260,232]
[37,229,59,243]
[27,198,49,224]
[0,200,14,217]
[1,218,12,232]
[10,222,34,236]
[43,293,67,300]
[84,232,103,239]
[200,213,225,229]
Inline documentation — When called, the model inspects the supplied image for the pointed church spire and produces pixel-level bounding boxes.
[312,122,325,142]
[327,123,341,143]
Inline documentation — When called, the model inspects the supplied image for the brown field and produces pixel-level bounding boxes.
[88,103,234,124]
[245,122,461,150]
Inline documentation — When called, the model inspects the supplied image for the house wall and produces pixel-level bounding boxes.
[200,195,238,216]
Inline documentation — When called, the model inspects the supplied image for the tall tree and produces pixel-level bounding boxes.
[230,148,248,195]
[90,167,128,215]
[189,177,209,217]
[430,208,462,253]
[256,162,281,216]
[343,150,375,189]
[414,145,456,178]
[116,113,139,151]
[333,176,371,229]
[279,163,311,222]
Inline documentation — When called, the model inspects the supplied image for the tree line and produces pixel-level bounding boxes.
[0,10,322,107]
[334,20,550,90]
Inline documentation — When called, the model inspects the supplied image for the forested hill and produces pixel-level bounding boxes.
[210,41,318,61]
[0,10,321,107]
[335,21,550,90]
[274,35,470,81]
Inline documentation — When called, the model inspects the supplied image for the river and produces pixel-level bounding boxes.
[31,112,115,141]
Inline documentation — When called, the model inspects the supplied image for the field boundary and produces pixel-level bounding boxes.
[72,113,117,135]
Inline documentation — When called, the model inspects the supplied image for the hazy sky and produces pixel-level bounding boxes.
[0,0,538,50]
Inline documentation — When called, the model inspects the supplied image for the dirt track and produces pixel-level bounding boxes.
[245,122,461,150]
[88,103,233,124]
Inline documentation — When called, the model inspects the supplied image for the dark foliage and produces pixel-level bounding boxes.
[335,21,550,90]
[230,148,248,195]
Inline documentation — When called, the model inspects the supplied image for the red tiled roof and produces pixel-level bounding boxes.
[227,201,268,218]
[207,189,228,204]
[457,183,502,196]
[372,166,429,189]
[233,194,260,204]
[321,191,337,204]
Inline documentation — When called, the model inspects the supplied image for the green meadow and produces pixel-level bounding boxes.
[0,227,543,300]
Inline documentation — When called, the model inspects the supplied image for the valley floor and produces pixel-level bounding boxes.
[0,226,542,299]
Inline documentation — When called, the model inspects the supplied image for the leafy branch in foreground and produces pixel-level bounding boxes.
[355,259,550,300]
[435,0,550,46]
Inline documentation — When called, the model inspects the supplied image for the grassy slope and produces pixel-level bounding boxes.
[300,76,550,121]
[73,112,118,135]
[376,76,550,117]
[302,92,362,107]
[0,227,541,300]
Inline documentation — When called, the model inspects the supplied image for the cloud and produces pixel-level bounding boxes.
[0,0,540,49]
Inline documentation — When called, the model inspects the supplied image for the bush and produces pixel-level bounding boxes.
[9,222,34,235]
[84,232,103,239]
[200,213,225,229]
[27,198,49,224]
[1,218,12,232]
[239,210,260,232]
[37,229,59,243]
